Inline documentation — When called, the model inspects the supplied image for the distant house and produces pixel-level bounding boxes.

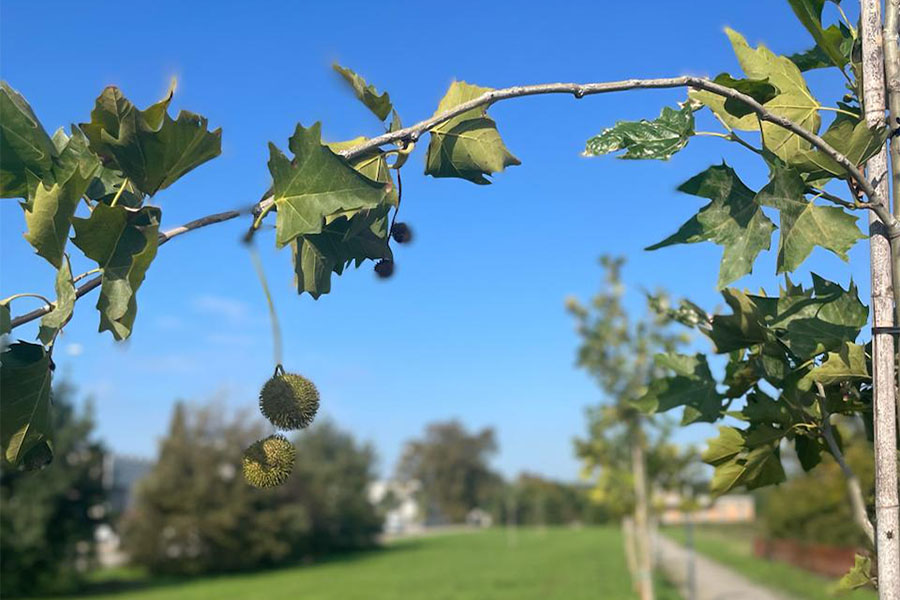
[368,479,423,534]
[658,492,755,525]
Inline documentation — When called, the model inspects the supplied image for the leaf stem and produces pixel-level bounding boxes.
[248,245,283,369]
[109,178,130,208]
[1,292,52,307]
[72,268,101,284]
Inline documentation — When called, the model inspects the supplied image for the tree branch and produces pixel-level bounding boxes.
[11,75,900,330]
[9,208,248,329]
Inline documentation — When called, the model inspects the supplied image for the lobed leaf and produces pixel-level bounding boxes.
[584,103,695,160]
[269,123,389,248]
[835,555,874,592]
[0,81,57,198]
[333,64,393,121]
[647,163,774,288]
[22,170,93,269]
[71,204,161,340]
[424,81,520,185]
[635,353,725,425]
[755,165,863,272]
[0,341,53,469]
[80,86,221,197]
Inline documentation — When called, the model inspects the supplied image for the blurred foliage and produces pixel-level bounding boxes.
[397,420,501,524]
[0,381,107,597]
[122,403,379,575]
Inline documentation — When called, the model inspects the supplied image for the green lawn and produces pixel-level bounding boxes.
[662,525,875,600]
[43,528,678,600]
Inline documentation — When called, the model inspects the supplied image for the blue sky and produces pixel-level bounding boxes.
[0,1,870,481]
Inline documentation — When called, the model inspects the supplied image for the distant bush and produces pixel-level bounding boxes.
[493,473,606,526]
[122,403,379,575]
[0,383,107,597]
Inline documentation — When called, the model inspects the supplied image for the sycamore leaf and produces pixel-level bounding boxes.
[85,165,145,208]
[792,113,887,180]
[0,341,53,468]
[326,137,398,206]
[708,289,773,353]
[710,74,779,118]
[647,164,774,288]
[584,103,695,160]
[756,165,863,272]
[0,81,57,198]
[807,342,869,385]
[691,29,821,162]
[80,86,221,196]
[269,123,388,248]
[38,255,76,345]
[635,353,725,425]
[703,425,786,495]
[50,127,102,187]
[835,555,874,592]
[293,206,392,298]
[22,169,93,269]
[425,81,520,184]
[788,0,848,69]
[71,204,161,340]
[333,64,393,121]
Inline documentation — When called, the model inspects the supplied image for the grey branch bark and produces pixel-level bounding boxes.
[10,74,900,329]
[861,2,900,598]
[8,208,246,329]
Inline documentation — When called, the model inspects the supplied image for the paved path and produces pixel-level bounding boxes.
[656,534,794,600]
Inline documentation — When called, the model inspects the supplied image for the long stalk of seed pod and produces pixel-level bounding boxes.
[249,245,283,368]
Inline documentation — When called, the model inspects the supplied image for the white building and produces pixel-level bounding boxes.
[368,479,423,534]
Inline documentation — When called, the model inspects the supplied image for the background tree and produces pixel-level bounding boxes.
[396,420,501,524]
[496,473,599,527]
[122,404,379,575]
[567,256,687,600]
[0,382,106,597]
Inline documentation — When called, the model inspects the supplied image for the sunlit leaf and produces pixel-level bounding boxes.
[836,555,874,592]
[584,103,695,160]
[425,81,520,184]
[22,169,93,269]
[333,64,393,121]
[788,0,848,68]
[635,353,725,424]
[647,164,774,288]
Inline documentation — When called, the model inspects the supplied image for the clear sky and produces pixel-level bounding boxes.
[0,1,869,481]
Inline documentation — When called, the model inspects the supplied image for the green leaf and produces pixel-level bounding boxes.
[708,289,772,353]
[789,44,833,71]
[792,114,888,180]
[703,425,786,495]
[636,353,724,425]
[22,169,93,269]
[38,255,76,345]
[807,342,869,385]
[0,301,11,336]
[835,555,874,592]
[0,341,53,468]
[333,64,393,121]
[647,164,774,288]
[794,433,824,472]
[269,123,389,248]
[293,206,392,298]
[71,204,161,340]
[756,165,863,272]
[326,136,398,206]
[85,165,145,208]
[691,29,821,162]
[710,74,779,118]
[50,127,102,186]
[788,0,848,69]
[0,81,57,198]
[80,86,221,196]
[424,81,520,184]
[741,391,793,426]
[584,103,695,160]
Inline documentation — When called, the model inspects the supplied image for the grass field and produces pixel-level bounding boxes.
[41,528,678,600]
[662,525,876,600]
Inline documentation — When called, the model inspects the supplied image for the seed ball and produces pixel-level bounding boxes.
[259,372,319,430]
[242,434,296,488]
[374,259,394,279]
[391,222,413,244]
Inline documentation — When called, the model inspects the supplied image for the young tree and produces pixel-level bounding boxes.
[0,382,106,597]
[396,420,501,524]
[2,0,898,595]
[567,256,687,600]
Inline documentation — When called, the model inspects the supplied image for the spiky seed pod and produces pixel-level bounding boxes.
[259,372,320,430]
[242,434,296,488]
[390,222,413,244]
[374,259,394,279]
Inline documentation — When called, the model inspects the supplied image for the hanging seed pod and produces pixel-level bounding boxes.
[259,366,320,430]
[242,434,296,488]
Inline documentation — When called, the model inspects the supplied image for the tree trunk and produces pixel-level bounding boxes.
[860,1,900,598]
[631,424,655,600]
